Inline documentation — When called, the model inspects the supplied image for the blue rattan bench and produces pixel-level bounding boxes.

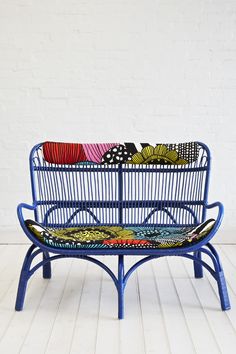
[16,141,231,318]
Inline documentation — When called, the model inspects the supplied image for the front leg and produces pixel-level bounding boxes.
[43,251,52,279]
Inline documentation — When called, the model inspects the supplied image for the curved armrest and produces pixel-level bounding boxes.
[17,202,45,247]
[205,201,224,237]
[17,203,37,227]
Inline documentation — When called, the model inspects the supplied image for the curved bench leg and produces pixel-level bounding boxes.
[207,244,231,311]
[205,243,230,310]
[118,255,125,319]
[15,245,36,311]
[216,269,231,310]
[43,251,51,279]
[193,250,203,278]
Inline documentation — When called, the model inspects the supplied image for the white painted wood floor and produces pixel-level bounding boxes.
[0,245,236,354]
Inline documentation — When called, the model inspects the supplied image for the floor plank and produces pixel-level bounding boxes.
[0,246,236,354]
[95,256,120,354]
[183,253,236,354]
[167,257,220,354]
[19,258,72,354]
[0,245,27,300]
[137,259,170,354]
[206,245,236,335]
[69,261,102,354]
[152,257,196,354]
[0,245,29,342]
[45,259,87,354]
[119,256,146,354]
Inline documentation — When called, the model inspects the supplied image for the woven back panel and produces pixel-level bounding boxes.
[30,142,210,227]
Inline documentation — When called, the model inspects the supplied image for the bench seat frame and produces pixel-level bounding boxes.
[15,142,231,318]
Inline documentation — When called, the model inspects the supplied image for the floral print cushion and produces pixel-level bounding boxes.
[25,219,215,249]
[42,142,199,165]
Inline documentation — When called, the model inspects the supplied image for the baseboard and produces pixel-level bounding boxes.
[0,228,30,244]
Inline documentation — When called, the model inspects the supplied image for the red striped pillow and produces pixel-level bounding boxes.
[43,142,86,164]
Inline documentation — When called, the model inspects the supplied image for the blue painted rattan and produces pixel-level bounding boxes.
[15,142,231,318]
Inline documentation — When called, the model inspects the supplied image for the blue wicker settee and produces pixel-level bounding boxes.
[15,141,230,318]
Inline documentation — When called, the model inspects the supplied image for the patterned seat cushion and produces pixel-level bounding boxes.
[25,219,215,249]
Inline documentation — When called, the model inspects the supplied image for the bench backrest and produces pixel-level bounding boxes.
[29,142,210,228]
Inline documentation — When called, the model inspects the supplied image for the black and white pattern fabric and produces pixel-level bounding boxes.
[101,142,200,165]
[101,145,132,164]
[164,142,199,163]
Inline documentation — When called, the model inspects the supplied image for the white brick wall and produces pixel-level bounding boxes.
[0,0,236,240]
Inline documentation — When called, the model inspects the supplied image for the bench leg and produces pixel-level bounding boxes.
[15,270,29,311]
[193,251,203,278]
[216,270,231,310]
[202,243,230,311]
[43,251,52,279]
[118,255,125,319]
[15,245,36,311]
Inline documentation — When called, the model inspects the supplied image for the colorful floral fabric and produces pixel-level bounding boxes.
[42,141,199,165]
[126,145,187,165]
[25,219,215,249]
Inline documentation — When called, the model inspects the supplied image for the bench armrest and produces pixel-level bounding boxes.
[205,201,224,237]
[17,202,46,246]
[17,203,37,227]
